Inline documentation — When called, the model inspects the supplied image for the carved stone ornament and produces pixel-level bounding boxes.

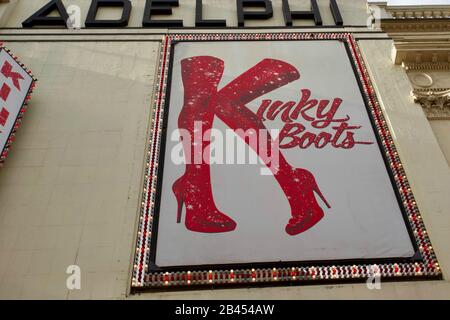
[413,89,450,119]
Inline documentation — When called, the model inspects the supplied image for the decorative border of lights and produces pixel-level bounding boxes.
[131,33,441,290]
[0,42,37,167]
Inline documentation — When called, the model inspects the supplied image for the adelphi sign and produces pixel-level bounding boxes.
[22,0,344,28]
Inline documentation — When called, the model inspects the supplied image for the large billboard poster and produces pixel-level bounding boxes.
[0,44,35,165]
[132,33,441,289]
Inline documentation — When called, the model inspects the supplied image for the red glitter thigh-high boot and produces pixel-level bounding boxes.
[209,58,331,236]
[172,56,236,233]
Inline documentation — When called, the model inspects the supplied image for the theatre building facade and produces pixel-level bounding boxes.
[0,0,449,299]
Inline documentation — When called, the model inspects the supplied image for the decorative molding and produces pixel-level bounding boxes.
[381,19,450,33]
[403,62,450,71]
[410,72,434,88]
[389,10,450,20]
[413,89,450,120]
[415,88,450,93]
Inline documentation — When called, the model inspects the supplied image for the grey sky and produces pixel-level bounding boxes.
[369,0,450,5]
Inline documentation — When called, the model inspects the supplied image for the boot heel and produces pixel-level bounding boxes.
[173,190,184,224]
[312,182,331,209]
[173,179,185,224]
[176,196,184,224]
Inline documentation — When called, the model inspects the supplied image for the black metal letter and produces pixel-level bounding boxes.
[282,0,322,26]
[330,0,343,26]
[143,0,183,28]
[85,0,131,28]
[22,0,69,28]
[196,0,226,27]
[237,0,273,27]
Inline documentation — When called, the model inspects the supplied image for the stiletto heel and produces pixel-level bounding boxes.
[313,184,331,209]
[308,174,331,209]
[173,178,184,223]
[173,190,183,224]
[177,198,183,224]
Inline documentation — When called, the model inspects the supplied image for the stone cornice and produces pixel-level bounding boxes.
[386,8,450,20]
[392,42,450,65]
[381,19,450,33]
[370,3,450,33]
[372,3,450,19]
[387,29,450,64]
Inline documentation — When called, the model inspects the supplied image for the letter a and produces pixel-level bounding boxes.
[22,0,69,28]
[66,265,81,290]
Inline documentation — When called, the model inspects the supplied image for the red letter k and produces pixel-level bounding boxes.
[1,61,24,91]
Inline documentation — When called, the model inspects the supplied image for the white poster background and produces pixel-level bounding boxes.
[155,40,415,267]
[0,49,33,154]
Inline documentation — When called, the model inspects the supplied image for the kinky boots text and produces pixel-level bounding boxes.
[256,89,374,150]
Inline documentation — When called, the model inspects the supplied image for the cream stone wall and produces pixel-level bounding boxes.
[406,68,450,168]
[409,69,450,169]
[430,121,450,166]
[0,40,160,299]
[0,0,17,27]
[0,0,449,300]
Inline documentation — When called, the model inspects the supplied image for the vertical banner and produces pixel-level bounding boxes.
[132,33,441,290]
[0,43,36,166]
